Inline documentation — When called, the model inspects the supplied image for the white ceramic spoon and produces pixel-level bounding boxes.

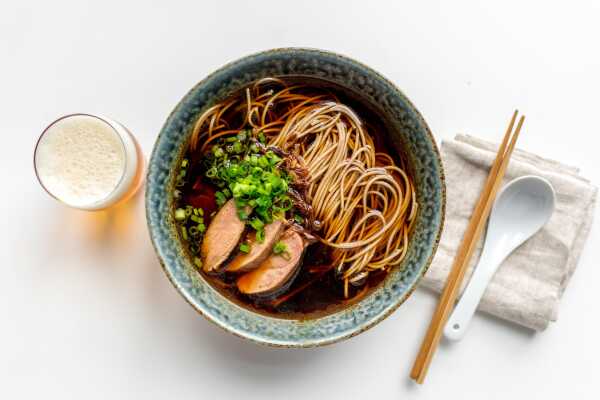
[444,175,556,341]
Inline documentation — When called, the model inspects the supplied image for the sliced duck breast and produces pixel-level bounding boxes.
[237,230,305,297]
[227,220,285,273]
[201,199,245,273]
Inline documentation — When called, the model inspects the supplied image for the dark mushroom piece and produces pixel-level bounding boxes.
[227,220,285,273]
[237,229,305,298]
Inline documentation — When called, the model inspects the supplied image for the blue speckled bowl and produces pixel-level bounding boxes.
[146,48,445,347]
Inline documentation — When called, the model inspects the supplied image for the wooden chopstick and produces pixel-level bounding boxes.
[411,110,518,379]
[411,113,524,383]
[409,111,518,377]
[410,111,525,384]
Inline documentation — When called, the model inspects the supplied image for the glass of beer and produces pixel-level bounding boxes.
[34,114,145,210]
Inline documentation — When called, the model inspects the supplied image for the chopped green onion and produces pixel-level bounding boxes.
[215,191,227,207]
[197,208,204,216]
[239,242,250,253]
[212,146,224,158]
[175,208,186,221]
[237,208,248,220]
[197,223,206,233]
[190,215,203,224]
[258,156,269,169]
[185,207,193,217]
[249,218,264,231]
[273,241,287,255]
[255,196,270,208]
[237,130,248,142]
[263,181,273,194]
[181,226,188,240]
[256,228,265,243]
[194,257,203,268]
[232,141,243,153]
[294,214,304,224]
[235,198,247,207]
[206,167,217,178]
[203,133,298,240]
[273,241,290,260]
[189,226,199,236]
[181,159,189,168]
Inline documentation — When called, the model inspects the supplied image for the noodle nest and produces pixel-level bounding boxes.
[190,78,417,297]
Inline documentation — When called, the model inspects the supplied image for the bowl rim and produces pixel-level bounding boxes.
[146,47,446,348]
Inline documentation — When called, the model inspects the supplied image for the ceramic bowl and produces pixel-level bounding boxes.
[146,48,445,347]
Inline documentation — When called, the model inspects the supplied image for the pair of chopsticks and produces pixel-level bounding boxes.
[410,110,525,384]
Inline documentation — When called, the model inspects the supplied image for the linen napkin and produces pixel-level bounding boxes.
[421,134,597,331]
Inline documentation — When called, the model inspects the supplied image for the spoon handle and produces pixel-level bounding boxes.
[444,246,505,341]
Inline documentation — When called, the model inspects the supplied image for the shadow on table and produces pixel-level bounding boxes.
[36,191,346,381]
[401,288,536,390]
[138,244,334,380]
[133,218,333,382]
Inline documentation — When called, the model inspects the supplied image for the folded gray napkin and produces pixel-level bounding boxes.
[422,134,597,331]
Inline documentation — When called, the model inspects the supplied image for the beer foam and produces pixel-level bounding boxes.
[35,115,128,208]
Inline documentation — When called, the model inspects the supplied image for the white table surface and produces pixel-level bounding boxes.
[2,1,599,398]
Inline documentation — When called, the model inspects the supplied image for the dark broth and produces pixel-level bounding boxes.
[177,76,412,319]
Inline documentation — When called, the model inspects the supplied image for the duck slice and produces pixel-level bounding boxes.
[227,220,285,274]
[237,230,305,298]
[201,199,245,274]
